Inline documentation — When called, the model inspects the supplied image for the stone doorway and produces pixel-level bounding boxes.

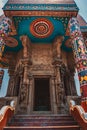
[33,78,51,111]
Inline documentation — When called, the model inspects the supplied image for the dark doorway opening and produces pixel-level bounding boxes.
[34,78,51,111]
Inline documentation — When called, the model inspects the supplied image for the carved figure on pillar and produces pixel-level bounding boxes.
[53,36,66,113]
[19,84,27,104]
[18,63,29,112]
[53,36,63,60]
[20,35,31,59]
[17,35,32,112]
[54,63,66,113]
[69,17,87,111]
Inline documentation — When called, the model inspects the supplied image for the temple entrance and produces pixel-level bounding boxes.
[33,78,51,111]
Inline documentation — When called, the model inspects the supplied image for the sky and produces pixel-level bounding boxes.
[0,69,9,97]
[75,0,87,22]
[0,0,87,97]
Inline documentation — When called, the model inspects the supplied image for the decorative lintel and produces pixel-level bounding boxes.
[3,4,79,11]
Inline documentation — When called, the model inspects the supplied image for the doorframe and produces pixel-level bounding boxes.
[29,75,53,114]
[28,75,57,114]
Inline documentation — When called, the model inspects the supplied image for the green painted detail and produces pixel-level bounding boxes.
[52,17,70,33]
[13,16,66,43]
[13,16,70,34]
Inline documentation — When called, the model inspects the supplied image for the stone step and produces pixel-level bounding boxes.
[12,115,74,120]
[14,115,72,119]
[4,115,80,130]
[4,125,80,130]
[10,118,74,122]
[8,120,77,126]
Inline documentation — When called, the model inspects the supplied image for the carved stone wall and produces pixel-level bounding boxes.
[32,44,53,65]
[16,49,23,64]
[30,44,54,76]
[6,40,77,114]
[61,50,67,67]
[66,52,77,96]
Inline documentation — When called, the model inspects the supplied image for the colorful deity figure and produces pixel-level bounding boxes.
[69,17,87,111]
[0,17,11,58]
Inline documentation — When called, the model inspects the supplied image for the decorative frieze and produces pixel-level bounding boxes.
[3,4,78,11]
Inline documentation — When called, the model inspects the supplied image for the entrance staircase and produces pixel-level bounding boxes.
[4,115,80,130]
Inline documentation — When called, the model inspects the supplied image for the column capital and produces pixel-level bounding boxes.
[54,36,64,44]
[20,35,31,58]
[53,36,64,61]
[20,35,29,47]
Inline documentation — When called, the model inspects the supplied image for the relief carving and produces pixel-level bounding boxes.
[20,35,32,60]
[19,84,27,104]
[53,36,64,59]
[32,44,52,65]
[30,64,53,71]
[8,36,71,114]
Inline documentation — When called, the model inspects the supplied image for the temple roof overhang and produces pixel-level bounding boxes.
[2,1,79,50]
[4,0,76,4]
[3,0,78,17]
[3,0,78,11]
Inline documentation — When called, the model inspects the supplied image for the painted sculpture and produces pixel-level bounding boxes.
[0,17,11,59]
[69,17,87,111]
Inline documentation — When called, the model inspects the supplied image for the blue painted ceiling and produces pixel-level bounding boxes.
[5,16,72,52]
[18,17,65,43]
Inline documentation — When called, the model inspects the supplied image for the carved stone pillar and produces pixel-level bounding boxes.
[69,72,77,96]
[51,76,58,114]
[69,17,87,111]
[27,74,33,114]
[7,75,14,96]
[18,60,29,113]
[20,35,28,58]
[6,53,17,96]
[18,35,32,113]
[20,35,32,60]
[54,62,66,113]
[6,65,15,96]
[60,64,69,95]
[53,36,65,113]
[61,65,77,96]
